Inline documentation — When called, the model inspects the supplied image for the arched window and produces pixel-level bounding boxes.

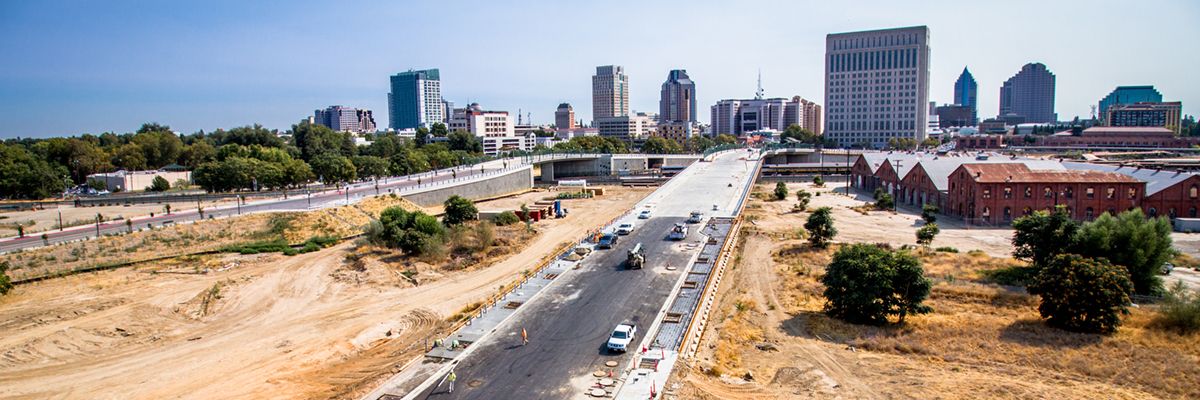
[1003,207,1012,221]
[1064,187,1073,199]
[1023,207,1032,216]
[1044,187,1053,198]
[1191,185,1198,199]
[1108,207,1116,215]
[1025,186,1033,198]
[1149,207,1157,217]
[1191,207,1197,218]
[1085,207,1094,220]
[1086,187,1095,199]
[1106,187,1116,199]
[1003,187,1012,199]
[982,207,991,220]
[1128,188,1137,199]
[1169,208,1177,219]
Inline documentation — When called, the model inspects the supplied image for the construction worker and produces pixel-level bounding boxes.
[521,327,529,346]
[447,370,457,393]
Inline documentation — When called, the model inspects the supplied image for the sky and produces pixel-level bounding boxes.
[1,0,1197,138]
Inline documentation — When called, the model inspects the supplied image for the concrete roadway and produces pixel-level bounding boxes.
[408,150,759,399]
[0,161,514,254]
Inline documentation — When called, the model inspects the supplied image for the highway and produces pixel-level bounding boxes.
[406,150,759,399]
[0,160,517,254]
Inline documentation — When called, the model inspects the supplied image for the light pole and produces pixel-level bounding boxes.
[58,210,63,231]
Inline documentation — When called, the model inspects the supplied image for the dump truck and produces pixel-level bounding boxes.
[627,242,644,269]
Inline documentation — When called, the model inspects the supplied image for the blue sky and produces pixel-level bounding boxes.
[1,0,1197,138]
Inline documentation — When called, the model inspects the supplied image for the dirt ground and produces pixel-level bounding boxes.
[669,187,1200,400]
[0,186,651,399]
[0,198,242,237]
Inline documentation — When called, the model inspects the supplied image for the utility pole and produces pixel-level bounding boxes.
[58,210,63,231]
[237,195,242,215]
[95,213,101,237]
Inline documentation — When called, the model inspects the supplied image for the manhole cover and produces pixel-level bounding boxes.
[665,266,677,271]
[604,360,618,367]
[468,379,484,388]
[589,388,607,397]
[592,370,606,377]
[599,378,615,386]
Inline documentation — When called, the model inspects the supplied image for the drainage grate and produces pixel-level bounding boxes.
[504,301,524,309]
[681,281,698,289]
[664,312,683,323]
[544,273,559,280]
[638,357,661,370]
[695,256,710,264]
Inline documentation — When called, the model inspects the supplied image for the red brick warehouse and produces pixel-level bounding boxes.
[946,163,1143,225]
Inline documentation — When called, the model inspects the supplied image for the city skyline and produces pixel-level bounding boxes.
[1,0,1198,138]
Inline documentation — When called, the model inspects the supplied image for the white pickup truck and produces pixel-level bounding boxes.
[668,223,688,240]
[606,323,637,353]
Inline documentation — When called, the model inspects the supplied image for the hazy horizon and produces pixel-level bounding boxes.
[1,0,1197,138]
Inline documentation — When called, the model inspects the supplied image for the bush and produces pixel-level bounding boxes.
[813,176,825,187]
[822,244,932,325]
[1011,206,1079,267]
[443,195,478,226]
[1028,254,1133,334]
[874,193,894,210]
[773,182,788,201]
[375,206,446,255]
[803,207,837,248]
[795,190,811,210]
[921,204,938,224]
[493,211,520,226]
[147,175,170,192]
[915,223,939,246]
[981,265,1038,286]
[1155,281,1200,333]
[873,187,884,200]
[0,261,12,296]
[933,246,958,253]
[1072,209,1174,296]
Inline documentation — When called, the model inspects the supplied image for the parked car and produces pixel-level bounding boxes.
[597,233,619,249]
[1161,262,1175,275]
[687,211,703,223]
[638,210,652,219]
[606,323,637,353]
[616,223,635,235]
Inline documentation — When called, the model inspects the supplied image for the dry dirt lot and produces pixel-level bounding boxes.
[669,186,1200,400]
[0,186,652,399]
[0,198,240,237]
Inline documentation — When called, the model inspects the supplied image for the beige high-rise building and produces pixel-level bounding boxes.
[555,103,576,129]
[592,65,629,123]
[798,97,823,135]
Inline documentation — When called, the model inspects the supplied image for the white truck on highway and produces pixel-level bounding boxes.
[606,323,637,353]
[668,223,688,240]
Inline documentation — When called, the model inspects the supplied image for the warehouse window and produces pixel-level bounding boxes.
[1086,187,1095,199]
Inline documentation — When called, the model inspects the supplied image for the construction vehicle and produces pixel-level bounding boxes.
[626,243,644,269]
[668,223,688,240]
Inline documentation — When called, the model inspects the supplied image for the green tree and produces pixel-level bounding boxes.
[442,195,478,226]
[132,130,184,168]
[0,143,69,199]
[351,155,389,180]
[291,121,354,161]
[430,122,449,137]
[822,244,932,325]
[684,135,716,153]
[916,223,939,246]
[1072,209,1175,296]
[389,147,431,175]
[715,134,738,145]
[773,182,789,200]
[813,175,825,187]
[1156,281,1200,333]
[874,193,894,210]
[1011,206,1079,268]
[112,143,149,170]
[373,206,446,255]
[415,126,431,147]
[0,261,13,296]
[180,141,217,169]
[447,130,483,153]
[804,207,837,248]
[310,154,356,184]
[795,189,812,210]
[1028,254,1133,334]
[641,137,682,154]
[921,204,939,224]
[148,175,170,192]
[780,125,819,144]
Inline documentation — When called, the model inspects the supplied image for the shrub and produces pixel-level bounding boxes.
[147,175,170,192]
[493,211,520,226]
[376,206,446,255]
[813,175,825,187]
[1011,205,1079,268]
[981,265,1038,286]
[0,261,12,296]
[1072,209,1174,296]
[873,187,884,200]
[921,204,938,224]
[822,244,932,325]
[1155,281,1200,333]
[475,221,495,251]
[1028,254,1133,334]
[443,195,478,226]
[773,182,788,201]
[874,193,894,210]
[933,246,958,253]
[795,190,811,210]
[915,223,939,246]
[803,207,837,248]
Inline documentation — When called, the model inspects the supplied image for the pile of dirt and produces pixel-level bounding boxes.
[282,194,421,243]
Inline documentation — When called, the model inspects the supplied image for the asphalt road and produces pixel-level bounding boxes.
[416,217,697,399]
[0,162,513,254]
[407,150,759,399]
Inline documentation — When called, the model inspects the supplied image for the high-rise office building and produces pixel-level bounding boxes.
[824,26,930,148]
[592,65,629,122]
[596,113,655,142]
[999,63,1057,123]
[659,69,696,123]
[1107,101,1183,134]
[1098,86,1162,119]
[555,103,576,129]
[388,69,443,130]
[953,67,978,125]
[314,106,376,133]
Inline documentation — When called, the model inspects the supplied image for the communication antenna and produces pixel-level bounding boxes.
[755,69,764,100]
[1090,105,1097,120]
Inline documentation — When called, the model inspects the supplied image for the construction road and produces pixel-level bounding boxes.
[405,150,759,399]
